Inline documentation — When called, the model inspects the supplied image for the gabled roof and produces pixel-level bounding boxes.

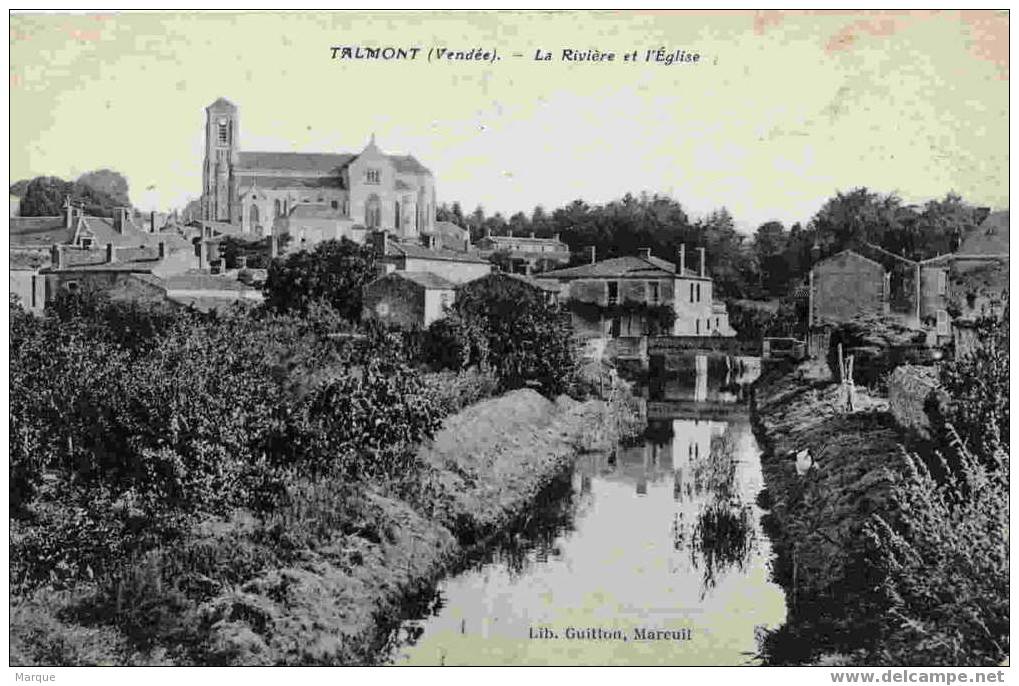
[388,271,457,290]
[9,217,75,247]
[385,240,489,264]
[388,154,430,175]
[162,273,254,292]
[207,97,236,110]
[542,255,707,280]
[237,151,356,174]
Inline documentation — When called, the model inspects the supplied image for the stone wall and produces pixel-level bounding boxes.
[887,364,940,438]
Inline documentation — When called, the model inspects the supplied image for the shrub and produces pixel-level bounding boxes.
[826,315,927,387]
[927,315,1008,469]
[863,437,1009,666]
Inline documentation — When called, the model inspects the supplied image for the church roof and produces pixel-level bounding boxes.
[206,97,236,110]
[237,174,342,189]
[237,152,355,174]
[235,151,433,176]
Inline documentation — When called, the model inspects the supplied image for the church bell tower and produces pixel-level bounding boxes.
[202,98,239,223]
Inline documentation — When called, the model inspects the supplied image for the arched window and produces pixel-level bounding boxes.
[365,194,381,228]
[274,199,282,217]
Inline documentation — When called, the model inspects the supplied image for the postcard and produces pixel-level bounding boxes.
[8,9,1009,673]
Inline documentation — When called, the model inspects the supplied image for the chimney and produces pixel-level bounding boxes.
[588,245,596,264]
[463,236,471,252]
[553,233,560,242]
[237,255,248,270]
[428,234,437,250]
[485,225,491,238]
[113,207,128,234]
[530,232,536,239]
[157,241,166,260]
[372,230,389,256]
[105,243,117,263]
[150,211,157,233]
[639,247,652,260]
[51,244,65,270]
[679,244,686,274]
[64,196,74,229]
[698,247,706,277]
[270,233,279,259]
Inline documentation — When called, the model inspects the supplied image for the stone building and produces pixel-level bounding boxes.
[200,98,436,244]
[362,271,456,329]
[809,225,1008,346]
[370,231,492,285]
[540,245,734,339]
[475,232,571,274]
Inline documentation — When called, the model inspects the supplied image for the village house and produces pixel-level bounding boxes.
[9,201,196,312]
[362,271,456,329]
[540,244,735,340]
[475,231,571,274]
[370,231,492,285]
[808,214,1009,348]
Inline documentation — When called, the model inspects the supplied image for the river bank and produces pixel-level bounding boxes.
[749,361,1008,666]
[11,384,644,666]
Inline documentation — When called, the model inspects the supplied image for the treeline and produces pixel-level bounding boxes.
[438,189,988,299]
[10,169,132,217]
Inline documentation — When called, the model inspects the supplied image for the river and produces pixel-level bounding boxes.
[386,357,787,665]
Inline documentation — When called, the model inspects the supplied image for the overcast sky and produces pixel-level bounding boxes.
[10,10,1009,232]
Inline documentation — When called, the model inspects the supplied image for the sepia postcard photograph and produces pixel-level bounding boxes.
[7,8,1010,675]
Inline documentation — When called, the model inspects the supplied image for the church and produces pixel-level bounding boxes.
[200,97,437,246]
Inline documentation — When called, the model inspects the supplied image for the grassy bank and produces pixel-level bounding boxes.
[12,381,643,666]
[751,361,1008,666]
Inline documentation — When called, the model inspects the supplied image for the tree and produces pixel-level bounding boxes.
[263,239,376,320]
[77,169,130,207]
[18,174,127,218]
[435,274,579,396]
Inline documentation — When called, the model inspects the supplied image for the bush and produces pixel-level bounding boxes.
[432,274,580,396]
[262,238,376,320]
[928,315,1008,468]
[863,438,1009,666]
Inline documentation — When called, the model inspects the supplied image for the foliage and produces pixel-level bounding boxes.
[9,294,446,591]
[76,169,131,207]
[564,298,676,335]
[16,174,129,217]
[263,238,376,320]
[431,275,580,396]
[219,235,276,269]
[927,314,1009,468]
[727,298,805,342]
[863,438,1009,666]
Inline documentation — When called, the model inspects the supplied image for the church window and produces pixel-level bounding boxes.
[217,119,229,145]
[249,204,260,229]
[366,168,381,184]
[274,199,282,217]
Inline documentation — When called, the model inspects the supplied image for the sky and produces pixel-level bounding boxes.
[9,10,1009,232]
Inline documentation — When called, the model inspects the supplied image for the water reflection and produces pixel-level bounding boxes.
[389,356,785,666]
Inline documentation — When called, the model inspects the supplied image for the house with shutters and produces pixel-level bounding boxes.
[540,245,735,340]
